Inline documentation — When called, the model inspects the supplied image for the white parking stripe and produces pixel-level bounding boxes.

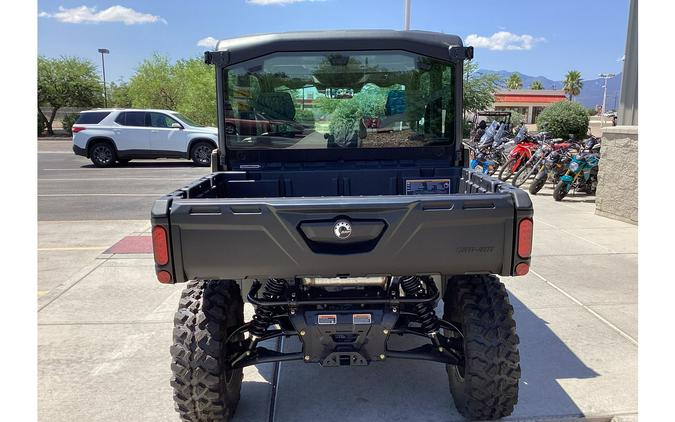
[43,167,200,171]
[39,178,194,181]
[39,194,164,197]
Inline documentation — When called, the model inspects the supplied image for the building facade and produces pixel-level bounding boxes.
[493,89,567,124]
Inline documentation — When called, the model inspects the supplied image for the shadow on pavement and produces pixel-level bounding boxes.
[79,161,200,169]
[254,293,597,422]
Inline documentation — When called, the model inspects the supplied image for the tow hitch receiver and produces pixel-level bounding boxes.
[291,310,398,366]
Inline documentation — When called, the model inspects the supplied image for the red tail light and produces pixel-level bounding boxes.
[71,126,86,133]
[152,226,169,265]
[156,270,172,284]
[515,262,529,276]
[517,218,533,258]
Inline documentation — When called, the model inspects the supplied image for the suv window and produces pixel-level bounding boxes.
[115,111,147,127]
[149,112,180,128]
[75,112,110,124]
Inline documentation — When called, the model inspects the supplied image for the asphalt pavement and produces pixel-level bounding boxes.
[37,139,638,422]
[38,139,208,221]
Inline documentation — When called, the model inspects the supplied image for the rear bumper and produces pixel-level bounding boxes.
[73,144,87,157]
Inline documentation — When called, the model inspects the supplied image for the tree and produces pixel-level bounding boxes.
[38,56,103,135]
[506,73,523,90]
[536,100,589,139]
[463,61,501,116]
[563,70,583,100]
[127,55,216,125]
[108,80,132,108]
[529,80,544,90]
[128,54,179,110]
[172,58,216,126]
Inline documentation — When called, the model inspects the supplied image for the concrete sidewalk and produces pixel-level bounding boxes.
[37,187,637,421]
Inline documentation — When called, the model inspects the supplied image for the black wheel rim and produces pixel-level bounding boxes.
[194,145,212,164]
[92,145,112,165]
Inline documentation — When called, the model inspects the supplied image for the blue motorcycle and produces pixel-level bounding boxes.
[552,138,601,201]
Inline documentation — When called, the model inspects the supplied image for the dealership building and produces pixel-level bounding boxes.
[492,89,568,124]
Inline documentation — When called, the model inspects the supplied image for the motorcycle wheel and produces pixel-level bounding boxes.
[553,181,569,201]
[497,157,519,181]
[529,171,548,195]
[512,161,540,187]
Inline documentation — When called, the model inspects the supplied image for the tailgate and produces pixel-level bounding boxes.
[152,170,532,282]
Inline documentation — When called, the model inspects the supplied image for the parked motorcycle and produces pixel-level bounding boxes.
[512,137,577,188]
[497,130,541,181]
[468,121,507,175]
[528,147,575,194]
[552,138,601,201]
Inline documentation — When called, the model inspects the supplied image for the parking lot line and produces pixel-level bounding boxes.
[39,193,164,197]
[38,246,107,251]
[43,167,199,171]
[39,178,193,181]
[530,269,638,346]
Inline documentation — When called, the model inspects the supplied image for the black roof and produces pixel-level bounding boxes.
[212,30,465,66]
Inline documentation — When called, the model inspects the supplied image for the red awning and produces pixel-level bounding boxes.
[495,94,566,103]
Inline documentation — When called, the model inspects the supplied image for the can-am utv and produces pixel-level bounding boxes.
[151,30,533,421]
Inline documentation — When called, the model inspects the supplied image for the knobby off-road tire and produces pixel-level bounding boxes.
[444,275,521,420]
[171,280,245,422]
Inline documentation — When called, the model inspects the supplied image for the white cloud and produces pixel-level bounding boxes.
[465,31,544,51]
[39,5,167,25]
[247,0,324,5]
[197,37,219,49]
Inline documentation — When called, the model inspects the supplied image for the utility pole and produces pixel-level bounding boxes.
[98,48,110,107]
[404,0,410,30]
[599,73,615,126]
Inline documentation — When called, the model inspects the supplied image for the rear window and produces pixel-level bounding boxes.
[115,111,147,127]
[75,112,110,125]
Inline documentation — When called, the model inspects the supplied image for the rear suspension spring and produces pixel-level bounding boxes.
[250,278,286,338]
[400,276,440,333]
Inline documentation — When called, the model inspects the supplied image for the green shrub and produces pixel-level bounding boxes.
[536,101,589,139]
[295,109,315,124]
[61,113,79,135]
[38,113,46,136]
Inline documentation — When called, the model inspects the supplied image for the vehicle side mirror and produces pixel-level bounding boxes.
[171,122,183,129]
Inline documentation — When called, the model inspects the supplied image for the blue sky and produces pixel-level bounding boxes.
[38,0,630,83]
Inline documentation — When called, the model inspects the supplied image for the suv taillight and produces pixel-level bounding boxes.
[152,226,169,265]
[517,218,533,258]
[71,126,86,133]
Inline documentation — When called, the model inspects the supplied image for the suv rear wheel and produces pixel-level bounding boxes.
[171,280,244,422]
[444,275,520,420]
[89,142,116,168]
[191,141,214,167]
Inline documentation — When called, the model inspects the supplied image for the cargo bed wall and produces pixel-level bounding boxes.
[178,164,463,199]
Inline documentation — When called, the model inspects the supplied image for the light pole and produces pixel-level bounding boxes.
[404,0,410,30]
[98,48,110,107]
[599,73,615,126]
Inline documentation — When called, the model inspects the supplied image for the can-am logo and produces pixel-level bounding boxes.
[333,220,352,240]
[456,246,494,254]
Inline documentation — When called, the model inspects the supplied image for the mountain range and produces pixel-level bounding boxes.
[478,69,623,110]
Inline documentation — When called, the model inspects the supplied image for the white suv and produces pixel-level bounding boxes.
[72,109,219,167]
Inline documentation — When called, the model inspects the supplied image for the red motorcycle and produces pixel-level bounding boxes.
[497,134,541,181]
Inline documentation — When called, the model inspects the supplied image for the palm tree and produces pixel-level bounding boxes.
[563,70,583,100]
[506,73,523,90]
[529,80,544,90]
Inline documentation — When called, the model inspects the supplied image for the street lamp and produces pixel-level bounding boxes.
[599,73,615,126]
[404,0,411,30]
[98,48,110,107]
